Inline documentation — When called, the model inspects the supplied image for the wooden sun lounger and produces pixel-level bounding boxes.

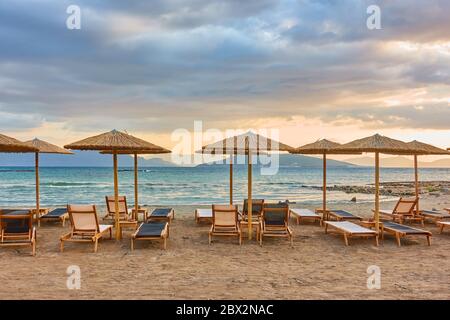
[195,208,212,224]
[381,221,431,247]
[148,208,175,224]
[38,207,69,226]
[324,221,379,246]
[289,208,322,225]
[378,197,423,225]
[260,203,293,246]
[0,210,36,256]
[420,210,450,223]
[209,205,242,245]
[327,210,362,221]
[437,221,450,234]
[60,205,113,253]
[105,195,133,221]
[131,222,169,250]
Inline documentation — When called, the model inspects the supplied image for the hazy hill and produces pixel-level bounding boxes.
[198,154,357,168]
[344,156,450,168]
[0,151,177,167]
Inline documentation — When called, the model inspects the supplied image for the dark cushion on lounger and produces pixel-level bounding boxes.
[135,222,167,238]
[3,210,31,216]
[263,203,288,225]
[151,208,173,217]
[383,222,429,234]
[243,199,264,215]
[41,208,67,218]
[4,225,30,233]
[331,210,359,218]
[421,210,449,216]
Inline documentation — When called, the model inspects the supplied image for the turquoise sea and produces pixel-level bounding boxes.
[0,166,449,207]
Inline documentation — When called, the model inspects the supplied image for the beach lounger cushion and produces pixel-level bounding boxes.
[328,210,362,220]
[381,221,431,246]
[148,208,174,223]
[134,222,167,238]
[131,222,169,250]
[41,208,67,218]
[324,221,378,246]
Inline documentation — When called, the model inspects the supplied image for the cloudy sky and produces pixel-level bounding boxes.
[1,0,449,155]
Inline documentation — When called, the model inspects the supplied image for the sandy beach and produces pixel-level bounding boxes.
[1,193,449,300]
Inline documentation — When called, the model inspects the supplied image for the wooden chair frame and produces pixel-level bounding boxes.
[209,205,242,245]
[0,210,36,256]
[260,204,293,246]
[105,195,132,221]
[60,205,112,253]
[378,197,424,225]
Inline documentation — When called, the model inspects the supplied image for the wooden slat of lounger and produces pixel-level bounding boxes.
[382,222,431,235]
[421,210,450,219]
[325,221,377,234]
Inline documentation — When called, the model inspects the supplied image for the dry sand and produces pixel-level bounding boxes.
[1,195,449,300]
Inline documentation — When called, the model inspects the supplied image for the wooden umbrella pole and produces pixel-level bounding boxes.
[134,153,139,221]
[35,152,40,221]
[322,153,327,215]
[113,152,120,239]
[414,155,420,213]
[375,152,380,232]
[247,150,253,240]
[229,155,233,205]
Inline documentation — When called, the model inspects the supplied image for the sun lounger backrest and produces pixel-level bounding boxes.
[243,199,264,216]
[262,203,288,226]
[212,205,238,228]
[394,197,417,215]
[0,210,32,234]
[105,196,128,215]
[68,205,99,233]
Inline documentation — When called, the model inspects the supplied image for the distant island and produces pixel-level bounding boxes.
[197,154,357,168]
[0,151,177,167]
[344,156,450,168]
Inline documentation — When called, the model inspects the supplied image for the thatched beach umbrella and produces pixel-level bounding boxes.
[0,133,38,153]
[335,134,414,232]
[404,140,449,212]
[198,131,294,240]
[290,139,360,217]
[65,130,167,239]
[23,138,73,218]
[101,149,171,220]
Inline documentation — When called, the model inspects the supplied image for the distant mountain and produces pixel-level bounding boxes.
[198,154,357,168]
[344,156,450,168]
[0,151,178,167]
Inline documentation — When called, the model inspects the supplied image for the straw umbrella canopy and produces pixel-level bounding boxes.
[0,133,38,153]
[334,134,415,231]
[403,140,450,212]
[65,130,168,239]
[198,131,294,240]
[100,149,171,220]
[23,138,73,218]
[290,139,361,217]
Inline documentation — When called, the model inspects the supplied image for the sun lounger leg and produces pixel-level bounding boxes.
[343,233,349,246]
[131,238,134,251]
[239,233,242,246]
[60,240,64,252]
[163,237,167,250]
[324,223,329,234]
[395,233,401,247]
[439,224,444,234]
[109,228,112,239]
[208,232,212,245]
[426,236,431,246]
[62,217,66,227]
[374,235,379,247]
[94,239,98,253]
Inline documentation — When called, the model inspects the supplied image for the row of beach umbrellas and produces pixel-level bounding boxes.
[0,130,449,239]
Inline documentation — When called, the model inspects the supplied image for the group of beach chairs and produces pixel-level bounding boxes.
[199,197,450,247]
[1,196,449,255]
[0,196,175,255]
